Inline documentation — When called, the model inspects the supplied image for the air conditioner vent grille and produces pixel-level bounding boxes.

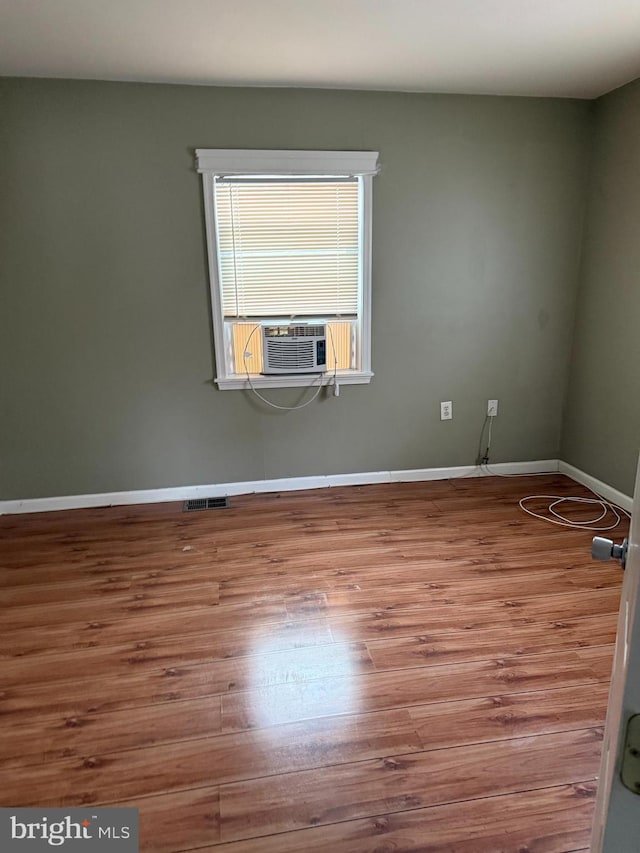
[264,325,325,338]
[266,340,315,368]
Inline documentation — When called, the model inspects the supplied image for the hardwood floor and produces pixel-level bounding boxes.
[0,475,628,852]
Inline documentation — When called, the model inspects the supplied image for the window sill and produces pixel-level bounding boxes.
[215,371,374,391]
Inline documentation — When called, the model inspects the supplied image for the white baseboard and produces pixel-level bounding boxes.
[558,461,633,513]
[391,459,559,482]
[0,459,560,515]
[3,459,631,518]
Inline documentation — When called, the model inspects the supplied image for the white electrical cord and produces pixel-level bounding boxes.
[517,493,630,532]
[241,323,336,411]
[327,324,339,396]
[480,414,631,532]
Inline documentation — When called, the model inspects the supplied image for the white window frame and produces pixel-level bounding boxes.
[196,149,379,390]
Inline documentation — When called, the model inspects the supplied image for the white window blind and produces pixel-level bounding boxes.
[214,178,360,318]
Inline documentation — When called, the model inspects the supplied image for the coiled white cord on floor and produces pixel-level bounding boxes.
[480,415,631,532]
[517,493,630,532]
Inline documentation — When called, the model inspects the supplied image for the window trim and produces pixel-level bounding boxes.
[196,149,378,390]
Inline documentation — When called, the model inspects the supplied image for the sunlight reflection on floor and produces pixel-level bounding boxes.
[248,628,359,729]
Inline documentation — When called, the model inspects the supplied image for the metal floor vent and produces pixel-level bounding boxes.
[183,497,229,512]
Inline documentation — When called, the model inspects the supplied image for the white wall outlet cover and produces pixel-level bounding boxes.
[488,399,498,416]
[440,401,452,420]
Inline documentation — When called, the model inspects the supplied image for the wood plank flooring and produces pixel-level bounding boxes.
[0,474,629,852]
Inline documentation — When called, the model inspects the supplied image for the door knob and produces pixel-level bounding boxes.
[592,536,628,568]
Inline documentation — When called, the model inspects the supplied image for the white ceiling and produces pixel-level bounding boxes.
[1,0,640,99]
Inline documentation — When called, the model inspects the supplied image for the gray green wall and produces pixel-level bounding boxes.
[561,78,640,497]
[0,78,592,500]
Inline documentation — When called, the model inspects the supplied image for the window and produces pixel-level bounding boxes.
[196,149,379,389]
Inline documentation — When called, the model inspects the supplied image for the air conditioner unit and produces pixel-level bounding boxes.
[262,324,327,374]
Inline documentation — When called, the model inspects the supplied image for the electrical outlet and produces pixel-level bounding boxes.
[487,399,498,417]
[440,401,452,420]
